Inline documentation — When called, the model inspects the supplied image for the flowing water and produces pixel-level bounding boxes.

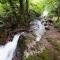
[30,19,45,41]
[0,32,24,60]
[0,18,46,60]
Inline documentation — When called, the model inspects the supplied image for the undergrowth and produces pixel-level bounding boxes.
[24,49,54,60]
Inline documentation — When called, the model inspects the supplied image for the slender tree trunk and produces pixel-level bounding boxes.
[19,0,29,26]
[8,0,17,18]
[26,0,29,16]
[19,0,24,15]
[25,0,29,26]
[19,0,25,25]
[56,9,59,22]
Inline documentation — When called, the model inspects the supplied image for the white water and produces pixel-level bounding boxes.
[0,18,46,60]
[0,32,24,60]
[30,19,45,41]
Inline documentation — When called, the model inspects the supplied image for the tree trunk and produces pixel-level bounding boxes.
[19,0,25,25]
[26,0,29,16]
[8,0,17,18]
[56,2,60,22]
[25,0,29,26]
[19,0,24,15]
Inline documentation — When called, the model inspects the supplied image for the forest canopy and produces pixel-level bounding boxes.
[0,0,60,31]
[0,0,59,15]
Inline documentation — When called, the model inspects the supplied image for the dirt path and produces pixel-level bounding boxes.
[46,26,60,40]
[40,25,60,60]
[41,25,60,48]
[46,25,60,47]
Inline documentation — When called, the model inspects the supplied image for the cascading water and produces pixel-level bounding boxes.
[0,19,46,60]
[0,32,24,60]
[24,19,46,58]
[30,19,45,41]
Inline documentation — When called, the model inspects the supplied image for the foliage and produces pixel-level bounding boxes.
[29,0,45,13]
[55,21,60,31]
[0,0,60,34]
[29,0,58,15]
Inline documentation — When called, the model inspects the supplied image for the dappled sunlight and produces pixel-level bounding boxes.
[42,10,49,17]
[0,0,60,60]
[31,0,44,4]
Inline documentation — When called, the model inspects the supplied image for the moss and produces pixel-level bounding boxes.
[24,49,53,60]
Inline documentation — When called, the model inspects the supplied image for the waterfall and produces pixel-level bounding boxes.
[0,19,46,60]
[0,32,24,60]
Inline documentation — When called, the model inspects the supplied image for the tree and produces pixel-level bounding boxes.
[56,0,60,22]
[26,0,29,16]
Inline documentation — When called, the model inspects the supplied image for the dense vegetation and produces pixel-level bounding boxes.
[0,0,60,28]
[0,0,60,27]
[0,0,60,60]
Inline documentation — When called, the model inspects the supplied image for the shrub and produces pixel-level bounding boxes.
[55,21,60,31]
